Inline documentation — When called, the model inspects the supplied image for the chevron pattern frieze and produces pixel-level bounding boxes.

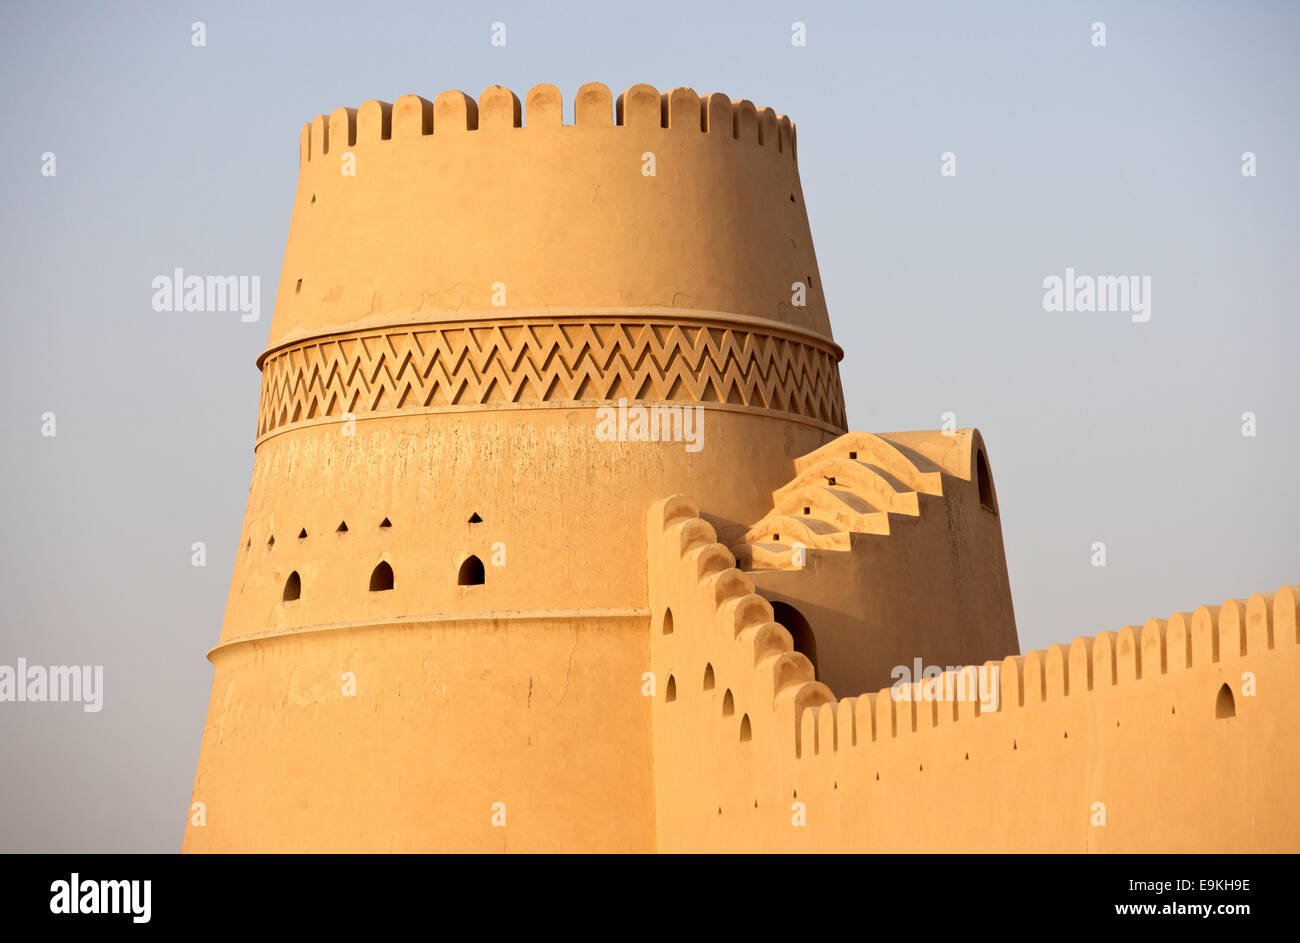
[256,320,847,437]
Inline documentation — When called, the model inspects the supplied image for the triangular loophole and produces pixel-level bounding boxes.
[468,512,483,524]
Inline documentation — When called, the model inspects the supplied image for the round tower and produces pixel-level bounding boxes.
[184,82,846,852]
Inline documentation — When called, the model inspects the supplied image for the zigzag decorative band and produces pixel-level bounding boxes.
[256,317,847,439]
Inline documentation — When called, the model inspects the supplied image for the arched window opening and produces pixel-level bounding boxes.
[722,689,735,716]
[739,713,752,742]
[458,555,485,586]
[282,571,301,602]
[662,608,674,635]
[703,663,715,691]
[369,561,394,592]
[976,449,996,513]
[772,601,818,680]
[1215,683,1236,719]
[665,675,677,702]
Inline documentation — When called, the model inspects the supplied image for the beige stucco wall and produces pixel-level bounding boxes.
[646,496,1300,852]
[185,613,653,852]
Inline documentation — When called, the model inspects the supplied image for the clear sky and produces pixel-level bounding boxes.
[1,0,1296,851]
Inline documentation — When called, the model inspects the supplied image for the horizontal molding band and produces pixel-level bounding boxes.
[207,607,653,661]
[254,397,846,449]
[259,307,841,365]
[255,314,849,440]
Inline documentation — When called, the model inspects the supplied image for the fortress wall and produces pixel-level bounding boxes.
[269,82,828,350]
[647,496,1300,852]
[183,612,654,852]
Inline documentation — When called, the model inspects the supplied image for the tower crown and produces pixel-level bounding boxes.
[267,82,832,355]
[229,82,847,651]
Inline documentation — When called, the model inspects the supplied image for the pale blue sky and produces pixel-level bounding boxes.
[1,0,1296,851]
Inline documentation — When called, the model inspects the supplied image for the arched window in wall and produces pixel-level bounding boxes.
[1216,683,1236,719]
[369,561,394,592]
[771,601,817,680]
[458,555,485,586]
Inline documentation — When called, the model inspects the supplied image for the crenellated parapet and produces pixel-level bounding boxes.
[267,82,830,351]
[647,493,1300,851]
[791,589,1299,757]
[297,84,797,164]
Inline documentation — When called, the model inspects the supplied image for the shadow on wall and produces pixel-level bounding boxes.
[771,601,817,679]
[976,448,996,513]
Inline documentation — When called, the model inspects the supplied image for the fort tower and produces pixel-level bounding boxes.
[185,83,1296,853]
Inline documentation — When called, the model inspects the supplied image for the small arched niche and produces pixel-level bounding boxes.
[771,601,818,680]
[282,571,301,602]
[458,555,485,586]
[703,663,715,691]
[739,713,752,742]
[976,449,997,513]
[369,561,394,592]
[665,675,676,703]
[722,689,735,716]
[661,607,674,635]
[1215,683,1235,719]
